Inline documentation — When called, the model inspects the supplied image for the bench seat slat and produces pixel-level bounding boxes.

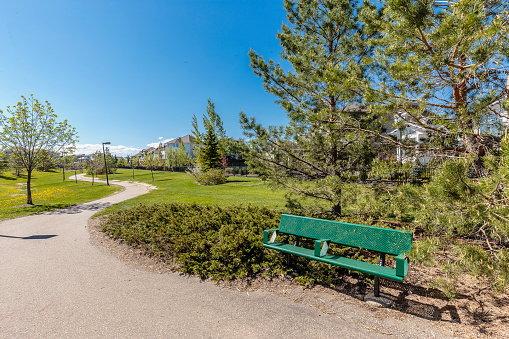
[263,242,404,282]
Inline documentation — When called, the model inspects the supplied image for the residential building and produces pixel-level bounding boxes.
[163,134,196,158]
[133,147,155,161]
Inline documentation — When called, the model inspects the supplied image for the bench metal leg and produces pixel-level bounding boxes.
[374,253,386,297]
[286,237,300,267]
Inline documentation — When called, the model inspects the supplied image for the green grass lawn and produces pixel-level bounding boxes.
[0,170,122,221]
[94,169,290,216]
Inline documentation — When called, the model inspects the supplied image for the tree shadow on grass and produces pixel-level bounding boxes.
[13,203,67,210]
[0,175,18,180]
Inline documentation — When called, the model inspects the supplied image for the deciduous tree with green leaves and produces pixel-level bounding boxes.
[8,151,25,177]
[35,149,59,172]
[240,0,378,215]
[86,153,102,185]
[165,142,191,170]
[0,95,78,204]
[144,152,158,181]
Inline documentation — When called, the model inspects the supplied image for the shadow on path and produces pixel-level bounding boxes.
[0,234,58,240]
[44,201,112,215]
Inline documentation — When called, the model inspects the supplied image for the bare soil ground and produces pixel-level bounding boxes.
[88,217,509,338]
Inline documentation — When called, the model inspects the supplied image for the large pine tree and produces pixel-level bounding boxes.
[360,0,509,176]
[240,0,378,215]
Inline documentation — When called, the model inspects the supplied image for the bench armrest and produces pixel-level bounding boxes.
[263,229,279,244]
[396,253,409,277]
[314,239,331,257]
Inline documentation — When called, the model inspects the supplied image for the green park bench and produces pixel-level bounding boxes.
[263,214,413,297]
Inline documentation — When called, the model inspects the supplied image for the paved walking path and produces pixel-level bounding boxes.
[1,175,452,338]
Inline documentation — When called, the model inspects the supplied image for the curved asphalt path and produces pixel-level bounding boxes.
[0,175,451,338]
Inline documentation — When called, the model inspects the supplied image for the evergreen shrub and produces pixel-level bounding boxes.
[101,203,374,285]
[196,168,227,186]
[102,203,285,280]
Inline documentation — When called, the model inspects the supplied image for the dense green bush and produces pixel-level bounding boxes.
[196,168,227,186]
[102,202,375,284]
[103,203,285,280]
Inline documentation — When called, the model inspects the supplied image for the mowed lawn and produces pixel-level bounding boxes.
[94,169,290,215]
[0,171,122,221]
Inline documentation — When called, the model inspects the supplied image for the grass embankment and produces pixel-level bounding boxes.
[0,171,122,220]
[94,169,290,216]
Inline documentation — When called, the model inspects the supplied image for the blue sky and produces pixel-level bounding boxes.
[0,0,290,156]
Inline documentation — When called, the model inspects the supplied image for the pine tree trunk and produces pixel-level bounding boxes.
[453,54,487,177]
[332,202,341,217]
[463,134,488,177]
[332,187,341,217]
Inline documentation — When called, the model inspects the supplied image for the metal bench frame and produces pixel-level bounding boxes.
[263,214,413,297]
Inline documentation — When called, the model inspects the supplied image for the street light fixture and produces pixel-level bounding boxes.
[102,142,111,186]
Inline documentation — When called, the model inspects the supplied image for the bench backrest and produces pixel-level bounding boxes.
[279,214,412,255]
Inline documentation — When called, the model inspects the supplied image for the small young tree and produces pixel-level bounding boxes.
[0,150,8,174]
[176,141,191,168]
[86,156,102,185]
[197,125,221,171]
[0,95,78,204]
[157,143,163,167]
[68,156,80,183]
[133,156,140,168]
[60,150,74,182]
[144,152,158,181]
[127,154,135,179]
[8,152,25,177]
[164,147,176,171]
[35,149,58,172]
[192,99,226,171]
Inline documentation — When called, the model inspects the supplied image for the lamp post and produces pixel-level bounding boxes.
[102,142,111,186]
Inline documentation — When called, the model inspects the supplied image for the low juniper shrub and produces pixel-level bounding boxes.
[102,203,286,280]
[102,202,385,287]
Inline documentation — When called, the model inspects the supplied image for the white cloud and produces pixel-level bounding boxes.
[158,136,163,140]
[74,144,142,157]
[146,138,173,149]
